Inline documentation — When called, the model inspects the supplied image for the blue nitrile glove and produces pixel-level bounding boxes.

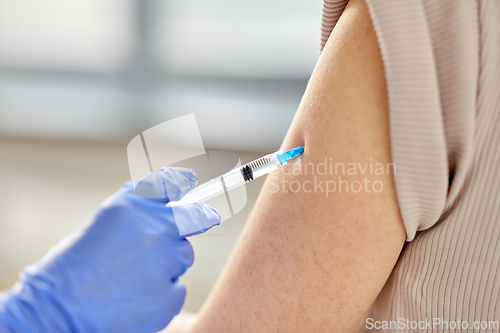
[0,167,220,333]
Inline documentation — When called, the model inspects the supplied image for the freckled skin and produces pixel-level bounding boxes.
[190,0,406,332]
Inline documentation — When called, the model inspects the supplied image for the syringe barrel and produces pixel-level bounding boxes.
[241,153,281,181]
[176,168,246,204]
[176,152,283,204]
[203,152,281,194]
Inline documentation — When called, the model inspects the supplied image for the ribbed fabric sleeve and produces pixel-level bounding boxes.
[364,0,452,242]
[322,0,500,330]
[322,0,477,241]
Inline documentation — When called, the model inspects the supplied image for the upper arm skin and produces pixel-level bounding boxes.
[190,0,406,331]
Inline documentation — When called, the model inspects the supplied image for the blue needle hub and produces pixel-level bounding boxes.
[277,146,305,165]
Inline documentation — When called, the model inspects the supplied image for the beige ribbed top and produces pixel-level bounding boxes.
[322,0,500,331]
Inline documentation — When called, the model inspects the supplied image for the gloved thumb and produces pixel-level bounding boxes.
[133,167,198,202]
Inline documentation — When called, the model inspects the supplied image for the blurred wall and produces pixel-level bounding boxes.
[0,0,321,151]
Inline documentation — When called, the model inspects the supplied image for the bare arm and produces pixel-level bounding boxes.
[190,0,405,331]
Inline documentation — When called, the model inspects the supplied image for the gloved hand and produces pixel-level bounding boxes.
[0,167,220,333]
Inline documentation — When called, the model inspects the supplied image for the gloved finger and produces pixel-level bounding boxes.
[168,202,221,237]
[160,278,187,326]
[133,167,198,202]
[160,167,198,202]
[156,238,194,277]
[146,278,187,333]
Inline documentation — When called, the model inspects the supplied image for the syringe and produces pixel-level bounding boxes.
[176,146,304,205]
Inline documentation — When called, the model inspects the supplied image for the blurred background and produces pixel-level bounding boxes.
[0,0,322,313]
